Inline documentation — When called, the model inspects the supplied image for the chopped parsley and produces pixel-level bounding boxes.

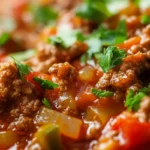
[42,98,52,109]
[80,20,127,62]
[132,0,141,7]
[141,14,150,25]
[10,49,36,61]
[76,0,111,22]
[48,29,85,48]
[125,85,150,111]
[94,20,127,45]
[92,88,114,98]
[48,37,66,48]
[33,5,58,25]
[33,77,58,90]
[12,58,32,79]
[98,46,126,73]
[0,33,10,47]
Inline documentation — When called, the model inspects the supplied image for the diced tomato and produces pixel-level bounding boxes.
[26,72,42,92]
[124,52,145,64]
[43,27,57,36]
[0,53,6,62]
[75,91,96,109]
[26,72,59,99]
[112,117,150,149]
[118,36,141,50]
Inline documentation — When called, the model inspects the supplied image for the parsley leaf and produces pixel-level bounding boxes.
[125,90,145,111]
[48,29,85,48]
[132,0,141,7]
[92,88,114,98]
[42,98,52,109]
[33,77,58,90]
[81,20,127,62]
[48,37,66,48]
[0,33,10,47]
[33,6,58,25]
[98,46,126,73]
[141,14,150,25]
[94,20,127,45]
[10,49,36,61]
[85,37,102,59]
[139,84,150,94]
[125,85,150,111]
[76,0,111,22]
[12,58,32,79]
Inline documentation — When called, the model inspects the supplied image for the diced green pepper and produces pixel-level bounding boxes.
[34,124,62,150]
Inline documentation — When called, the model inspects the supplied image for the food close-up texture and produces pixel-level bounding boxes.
[1,0,150,149]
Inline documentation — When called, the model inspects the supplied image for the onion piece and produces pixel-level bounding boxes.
[34,107,82,139]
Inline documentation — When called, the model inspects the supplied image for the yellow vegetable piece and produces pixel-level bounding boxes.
[32,124,62,150]
[35,107,82,139]
[0,131,19,149]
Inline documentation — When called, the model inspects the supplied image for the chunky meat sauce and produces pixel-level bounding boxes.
[0,0,150,150]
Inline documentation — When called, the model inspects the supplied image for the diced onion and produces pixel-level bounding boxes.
[34,107,82,139]
[79,66,95,82]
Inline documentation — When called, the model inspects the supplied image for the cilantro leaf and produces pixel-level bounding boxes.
[125,85,150,111]
[86,37,102,58]
[94,20,127,45]
[139,84,150,94]
[33,77,58,90]
[132,0,141,7]
[76,0,111,22]
[10,49,36,61]
[141,14,150,25]
[12,58,32,79]
[80,20,127,63]
[33,6,58,25]
[0,33,10,47]
[42,98,52,109]
[48,37,66,48]
[92,88,114,98]
[125,90,145,111]
[48,29,85,48]
[98,46,126,73]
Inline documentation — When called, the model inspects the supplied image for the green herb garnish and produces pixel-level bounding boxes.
[12,58,32,79]
[94,20,127,45]
[80,20,127,63]
[141,14,150,25]
[42,98,52,109]
[76,0,111,22]
[34,6,58,25]
[33,77,58,90]
[48,29,85,48]
[0,33,10,47]
[48,37,66,48]
[92,88,114,98]
[10,49,36,61]
[125,85,150,111]
[98,46,126,73]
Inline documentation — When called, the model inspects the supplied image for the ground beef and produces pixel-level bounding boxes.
[26,42,87,73]
[0,62,18,101]
[48,62,78,115]
[0,62,42,133]
[96,50,150,93]
[48,62,78,91]
[48,62,77,80]
[8,116,33,132]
